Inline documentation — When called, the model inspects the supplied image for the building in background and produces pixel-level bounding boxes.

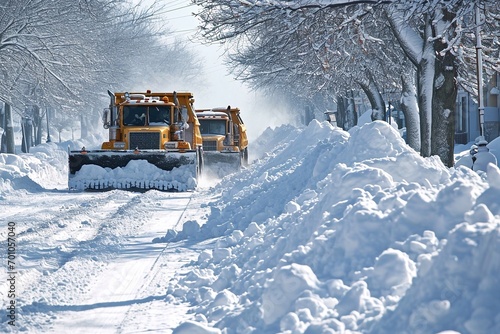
[456,73,500,144]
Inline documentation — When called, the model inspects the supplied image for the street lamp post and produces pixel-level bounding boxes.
[475,3,485,138]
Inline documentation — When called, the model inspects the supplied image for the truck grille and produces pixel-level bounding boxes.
[129,132,161,149]
[203,140,218,151]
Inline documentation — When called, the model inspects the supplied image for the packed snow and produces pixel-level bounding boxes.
[1,119,500,334]
[69,159,197,192]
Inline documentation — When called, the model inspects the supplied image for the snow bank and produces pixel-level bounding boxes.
[0,142,73,194]
[165,120,500,333]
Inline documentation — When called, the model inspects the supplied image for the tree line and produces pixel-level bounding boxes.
[192,0,500,167]
[0,0,201,153]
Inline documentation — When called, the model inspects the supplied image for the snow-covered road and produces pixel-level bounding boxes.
[1,189,208,333]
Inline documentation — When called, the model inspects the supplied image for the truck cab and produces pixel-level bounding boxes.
[101,91,202,152]
[196,106,248,169]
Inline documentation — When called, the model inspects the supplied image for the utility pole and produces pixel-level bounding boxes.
[475,3,485,138]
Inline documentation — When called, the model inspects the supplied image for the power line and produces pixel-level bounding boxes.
[162,0,187,9]
[167,14,193,20]
[158,3,195,14]
[163,0,184,7]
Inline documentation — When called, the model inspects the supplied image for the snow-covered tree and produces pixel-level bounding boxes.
[195,0,417,140]
[193,0,500,167]
[0,0,203,145]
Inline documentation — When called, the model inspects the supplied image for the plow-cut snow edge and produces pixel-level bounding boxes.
[68,160,197,191]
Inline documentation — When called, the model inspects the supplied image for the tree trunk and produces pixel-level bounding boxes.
[304,105,314,125]
[431,46,457,167]
[46,107,52,143]
[21,117,33,153]
[416,26,435,158]
[400,75,421,152]
[336,96,347,130]
[350,90,358,127]
[33,105,42,146]
[345,94,356,129]
[1,103,16,153]
[357,71,386,121]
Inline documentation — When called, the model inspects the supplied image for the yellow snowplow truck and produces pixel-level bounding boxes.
[196,106,248,173]
[68,90,203,191]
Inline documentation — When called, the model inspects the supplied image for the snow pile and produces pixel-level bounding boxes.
[455,136,500,167]
[164,120,500,333]
[0,142,76,194]
[69,159,197,191]
[203,160,241,180]
[247,123,302,162]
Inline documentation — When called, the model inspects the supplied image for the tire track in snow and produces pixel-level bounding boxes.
[4,190,199,333]
[114,200,196,333]
[111,191,214,333]
[1,190,178,333]
[74,193,200,333]
[8,191,140,274]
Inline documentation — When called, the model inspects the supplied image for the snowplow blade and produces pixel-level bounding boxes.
[203,151,241,178]
[68,150,198,191]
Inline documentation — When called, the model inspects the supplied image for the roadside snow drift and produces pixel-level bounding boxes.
[0,142,72,194]
[163,120,500,334]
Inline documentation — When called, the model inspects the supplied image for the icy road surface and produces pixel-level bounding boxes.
[1,189,209,333]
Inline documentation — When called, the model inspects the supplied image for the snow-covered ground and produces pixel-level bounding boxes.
[1,120,500,334]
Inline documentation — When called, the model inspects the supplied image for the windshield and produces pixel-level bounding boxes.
[123,106,171,126]
[149,106,171,125]
[199,119,226,135]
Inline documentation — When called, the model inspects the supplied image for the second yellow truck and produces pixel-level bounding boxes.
[196,106,248,172]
